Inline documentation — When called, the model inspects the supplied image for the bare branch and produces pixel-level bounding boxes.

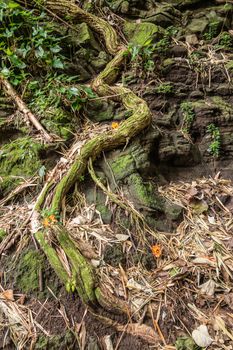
[0,76,53,143]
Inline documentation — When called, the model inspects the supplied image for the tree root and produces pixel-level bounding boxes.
[18,0,159,337]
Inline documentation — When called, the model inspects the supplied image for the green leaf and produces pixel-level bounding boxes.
[5,47,13,56]
[38,165,46,178]
[68,87,79,96]
[10,54,26,69]
[83,86,96,98]
[50,45,61,53]
[8,1,20,9]
[4,28,14,38]
[35,46,45,58]
[71,100,82,111]
[1,67,10,77]
[52,58,64,69]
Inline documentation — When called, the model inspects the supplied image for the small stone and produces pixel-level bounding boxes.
[189,90,204,99]
[170,45,188,57]
[186,34,199,45]
[188,17,209,34]
[164,202,183,221]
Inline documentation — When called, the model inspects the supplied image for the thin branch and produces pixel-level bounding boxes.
[0,76,53,143]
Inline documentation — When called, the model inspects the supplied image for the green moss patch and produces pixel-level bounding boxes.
[123,22,159,46]
[16,249,44,294]
[110,154,135,181]
[0,137,43,195]
[127,173,164,210]
[0,229,7,242]
[35,331,76,350]
[41,106,74,140]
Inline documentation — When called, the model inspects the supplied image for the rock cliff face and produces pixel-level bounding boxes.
[79,1,233,230]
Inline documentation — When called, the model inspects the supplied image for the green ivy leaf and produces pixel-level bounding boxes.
[10,54,26,69]
[38,165,46,178]
[50,45,61,53]
[5,47,13,56]
[1,67,10,77]
[52,58,64,69]
[8,1,20,9]
[35,45,45,58]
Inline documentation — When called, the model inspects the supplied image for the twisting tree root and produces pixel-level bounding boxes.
[22,0,159,342]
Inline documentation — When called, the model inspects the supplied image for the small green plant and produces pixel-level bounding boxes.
[0,0,66,86]
[155,82,173,94]
[181,101,195,133]
[218,32,233,48]
[203,21,219,41]
[153,26,178,55]
[41,208,60,221]
[28,73,96,115]
[127,39,155,74]
[127,26,178,74]
[207,123,221,157]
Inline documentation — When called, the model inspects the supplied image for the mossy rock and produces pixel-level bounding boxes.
[105,0,129,13]
[16,249,44,294]
[96,204,112,224]
[123,21,160,46]
[193,97,233,121]
[110,154,136,181]
[175,336,200,350]
[69,22,101,51]
[187,17,209,34]
[85,99,115,122]
[84,174,113,224]
[127,173,164,211]
[91,51,109,70]
[164,201,183,221]
[0,137,43,195]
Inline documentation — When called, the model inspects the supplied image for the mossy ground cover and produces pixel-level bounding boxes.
[0,136,43,195]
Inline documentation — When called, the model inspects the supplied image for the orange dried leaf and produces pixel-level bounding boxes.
[49,214,57,222]
[111,121,119,129]
[0,289,14,301]
[151,244,162,258]
[43,218,50,227]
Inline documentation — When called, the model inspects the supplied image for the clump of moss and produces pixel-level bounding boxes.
[35,331,76,350]
[110,154,135,181]
[155,82,174,95]
[0,229,7,242]
[0,136,43,195]
[16,249,44,293]
[40,106,74,140]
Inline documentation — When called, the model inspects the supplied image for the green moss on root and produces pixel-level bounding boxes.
[54,225,96,304]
